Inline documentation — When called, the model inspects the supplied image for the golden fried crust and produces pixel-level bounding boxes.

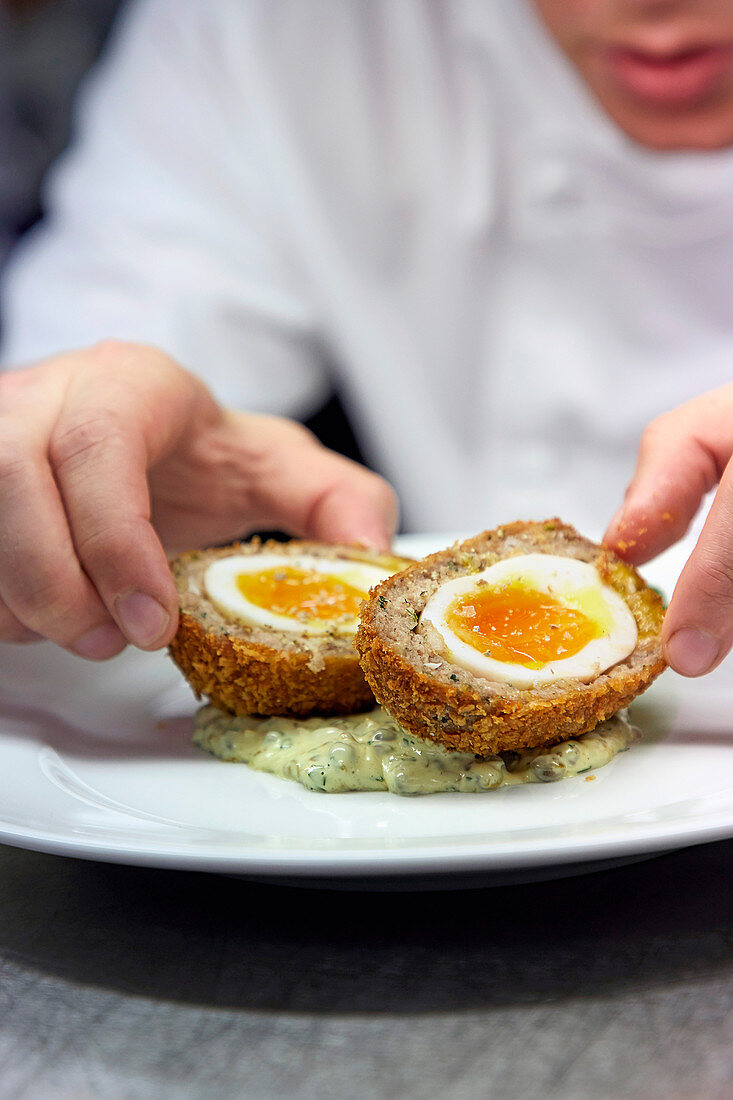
[168,539,413,718]
[355,519,667,755]
[169,612,375,717]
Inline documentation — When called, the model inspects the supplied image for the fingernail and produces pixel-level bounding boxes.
[115,591,170,648]
[73,622,126,661]
[355,521,395,553]
[665,628,720,677]
[355,535,390,553]
[354,536,388,553]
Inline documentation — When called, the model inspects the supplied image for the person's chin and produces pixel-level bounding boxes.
[584,48,733,151]
[599,98,733,152]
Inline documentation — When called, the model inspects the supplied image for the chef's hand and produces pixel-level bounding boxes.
[0,341,397,659]
[604,382,733,677]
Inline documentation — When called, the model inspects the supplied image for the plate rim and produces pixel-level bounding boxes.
[0,805,732,876]
[0,528,731,880]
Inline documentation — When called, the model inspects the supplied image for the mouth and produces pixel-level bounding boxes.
[602,43,733,109]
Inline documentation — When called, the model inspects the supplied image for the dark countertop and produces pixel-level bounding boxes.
[1,838,732,1099]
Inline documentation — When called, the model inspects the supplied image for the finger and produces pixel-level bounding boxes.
[662,459,733,677]
[50,401,179,651]
[604,417,718,565]
[604,390,733,565]
[0,429,127,659]
[0,596,44,644]
[0,343,197,655]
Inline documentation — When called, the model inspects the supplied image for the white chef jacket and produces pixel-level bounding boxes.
[2,0,732,535]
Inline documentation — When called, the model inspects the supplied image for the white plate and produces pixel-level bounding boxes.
[0,533,732,882]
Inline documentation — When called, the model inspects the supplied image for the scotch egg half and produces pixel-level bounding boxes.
[203,552,394,636]
[420,553,638,688]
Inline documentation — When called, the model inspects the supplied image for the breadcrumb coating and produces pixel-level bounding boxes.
[355,520,666,755]
[169,539,412,717]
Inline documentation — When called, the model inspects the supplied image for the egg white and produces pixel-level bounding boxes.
[420,553,638,688]
[204,553,392,635]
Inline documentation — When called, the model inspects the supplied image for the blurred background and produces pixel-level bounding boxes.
[0,0,367,469]
[0,0,123,271]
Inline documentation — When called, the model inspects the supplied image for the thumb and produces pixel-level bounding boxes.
[304,473,399,550]
[235,413,399,551]
[604,407,722,567]
[661,459,733,677]
[603,391,733,677]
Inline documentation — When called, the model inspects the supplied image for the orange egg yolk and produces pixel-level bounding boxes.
[446,581,602,669]
[236,567,367,622]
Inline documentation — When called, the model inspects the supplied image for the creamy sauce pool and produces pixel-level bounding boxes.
[193,706,638,796]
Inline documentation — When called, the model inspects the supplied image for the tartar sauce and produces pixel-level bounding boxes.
[193,706,638,796]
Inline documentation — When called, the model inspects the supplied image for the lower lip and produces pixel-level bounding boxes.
[603,45,733,108]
